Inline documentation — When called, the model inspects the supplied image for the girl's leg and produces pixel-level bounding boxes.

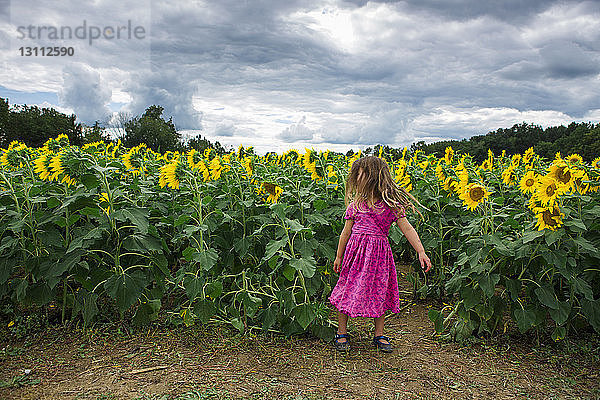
[337,311,349,343]
[374,314,389,344]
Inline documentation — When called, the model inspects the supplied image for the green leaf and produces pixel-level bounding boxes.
[313,199,328,211]
[81,174,100,190]
[293,303,316,330]
[460,286,481,310]
[572,277,594,300]
[581,299,600,333]
[572,237,598,254]
[428,308,443,333]
[133,299,161,325]
[263,238,287,261]
[286,218,306,232]
[234,237,251,257]
[122,208,149,234]
[513,307,536,333]
[535,285,559,309]
[549,301,571,326]
[242,292,262,318]
[122,234,162,253]
[193,299,217,324]
[478,273,500,299]
[82,292,99,326]
[261,305,278,333]
[310,323,335,342]
[282,264,296,281]
[195,248,219,271]
[231,317,244,333]
[174,214,190,227]
[104,270,147,314]
[522,230,544,244]
[184,275,205,301]
[505,278,521,302]
[205,281,223,299]
[290,256,316,278]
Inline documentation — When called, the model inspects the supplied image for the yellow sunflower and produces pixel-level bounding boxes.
[547,161,574,191]
[591,157,600,169]
[459,183,490,211]
[518,171,538,194]
[502,165,517,186]
[533,205,564,231]
[209,156,223,180]
[534,175,565,206]
[565,154,582,164]
[33,153,52,180]
[261,182,283,204]
[444,146,454,165]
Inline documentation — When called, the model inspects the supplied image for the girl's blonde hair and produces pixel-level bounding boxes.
[345,156,424,219]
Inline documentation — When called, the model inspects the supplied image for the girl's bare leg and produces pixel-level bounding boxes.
[374,314,389,344]
[337,311,349,343]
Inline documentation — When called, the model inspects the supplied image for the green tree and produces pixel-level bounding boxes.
[83,121,111,144]
[0,98,83,148]
[186,134,227,155]
[122,105,182,152]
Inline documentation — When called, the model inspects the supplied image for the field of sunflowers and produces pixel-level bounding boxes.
[1,134,599,342]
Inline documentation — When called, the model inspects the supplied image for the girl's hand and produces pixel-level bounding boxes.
[419,252,432,273]
[333,256,342,273]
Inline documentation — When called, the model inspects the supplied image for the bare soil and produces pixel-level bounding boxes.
[1,265,599,400]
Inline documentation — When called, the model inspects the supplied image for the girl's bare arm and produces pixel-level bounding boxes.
[396,216,432,272]
[336,219,354,259]
[396,217,425,254]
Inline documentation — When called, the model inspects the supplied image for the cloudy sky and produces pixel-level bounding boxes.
[1,0,599,154]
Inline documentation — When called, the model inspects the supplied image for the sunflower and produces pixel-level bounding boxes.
[479,159,492,171]
[241,156,253,178]
[435,162,445,183]
[261,182,283,204]
[209,156,223,180]
[442,177,458,196]
[565,154,583,164]
[572,168,590,195]
[547,161,574,191]
[187,149,202,170]
[444,146,454,165]
[159,160,184,190]
[533,205,564,231]
[33,153,53,180]
[523,147,535,164]
[459,183,490,211]
[303,148,317,174]
[502,165,517,186]
[592,157,600,169]
[518,171,538,194]
[511,154,521,167]
[534,175,565,206]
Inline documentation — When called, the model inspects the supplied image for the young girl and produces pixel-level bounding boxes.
[328,156,432,353]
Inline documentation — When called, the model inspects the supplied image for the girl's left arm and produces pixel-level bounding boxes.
[396,217,432,272]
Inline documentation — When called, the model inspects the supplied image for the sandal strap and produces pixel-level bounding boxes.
[335,333,349,339]
[374,335,389,341]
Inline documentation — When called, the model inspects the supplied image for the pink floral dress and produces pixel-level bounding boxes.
[329,200,406,318]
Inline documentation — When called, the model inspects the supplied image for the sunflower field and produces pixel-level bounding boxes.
[1,135,599,342]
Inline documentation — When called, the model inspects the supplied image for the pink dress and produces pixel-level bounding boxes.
[329,199,406,318]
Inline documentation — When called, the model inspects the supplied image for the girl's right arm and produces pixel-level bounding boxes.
[333,219,353,273]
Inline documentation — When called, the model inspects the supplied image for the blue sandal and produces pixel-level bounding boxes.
[333,333,350,351]
[373,335,393,352]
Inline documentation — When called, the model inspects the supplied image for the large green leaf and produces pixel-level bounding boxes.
[290,256,316,278]
[104,270,147,314]
[548,300,571,326]
[581,299,600,333]
[535,285,559,309]
[193,299,216,324]
[133,299,161,325]
[293,303,316,330]
[513,307,536,333]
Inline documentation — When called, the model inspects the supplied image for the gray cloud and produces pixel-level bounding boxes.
[122,69,202,130]
[278,116,315,142]
[58,63,112,125]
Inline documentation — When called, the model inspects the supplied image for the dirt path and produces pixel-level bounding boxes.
[1,266,599,400]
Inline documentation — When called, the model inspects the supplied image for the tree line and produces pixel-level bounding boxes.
[1,97,598,161]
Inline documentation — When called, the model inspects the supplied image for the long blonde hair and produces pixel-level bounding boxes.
[345,156,424,219]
